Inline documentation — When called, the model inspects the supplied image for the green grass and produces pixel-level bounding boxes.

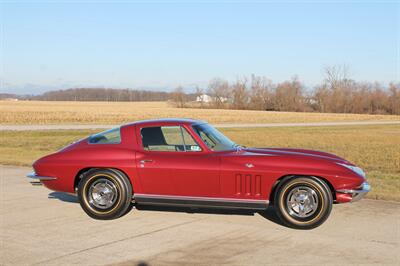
[0,130,97,166]
[1,124,399,201]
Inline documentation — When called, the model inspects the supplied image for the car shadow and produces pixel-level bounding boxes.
[48,192,79,203]
[47,192,286,227]
[136,204,285,227]
[258,205,286,227]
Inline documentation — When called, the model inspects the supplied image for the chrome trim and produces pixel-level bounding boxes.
[27,172,57,181]
[139,159,153,164]
[286,186,319,218]
[88,178,118,209]
[134,193,269,210]
[134,193,268,203]
[337,182,370,202]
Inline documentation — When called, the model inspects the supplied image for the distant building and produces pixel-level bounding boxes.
[196,94,213,103]
[196,94,228,103]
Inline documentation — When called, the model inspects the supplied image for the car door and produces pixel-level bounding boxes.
[135,124,220,197]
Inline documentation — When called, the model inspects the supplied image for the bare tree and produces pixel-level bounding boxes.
[324,64,351,89]
[388,83,400,115]
[231,78,249,109]
[170,86,187,108]
[317,65,355,113]
[207,78,230,108]
[274,76,305,112]
[249,75,274,110]
[312,84,328,112]
[194,86,204,107]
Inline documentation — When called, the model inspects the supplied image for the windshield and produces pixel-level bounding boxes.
[192,124,237,151]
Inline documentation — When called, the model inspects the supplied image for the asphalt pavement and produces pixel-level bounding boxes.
[1,165,399,265]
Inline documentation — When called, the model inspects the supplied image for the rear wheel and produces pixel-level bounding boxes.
[274,176,332,229]
[77,169,133,220]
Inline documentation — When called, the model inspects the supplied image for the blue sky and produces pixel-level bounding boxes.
[1,1,399,94]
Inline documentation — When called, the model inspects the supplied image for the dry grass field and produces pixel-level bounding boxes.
[1,124,399,201]
[1,100,399,125]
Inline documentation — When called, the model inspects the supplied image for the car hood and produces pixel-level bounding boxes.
[243,147,350,164]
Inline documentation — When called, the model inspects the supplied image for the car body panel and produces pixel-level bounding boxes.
[136,150,221,197]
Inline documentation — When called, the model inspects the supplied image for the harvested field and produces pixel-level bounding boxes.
[1,100,399,125]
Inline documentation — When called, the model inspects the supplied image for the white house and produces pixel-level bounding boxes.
[196,94,229,103]
[196,94,213,103]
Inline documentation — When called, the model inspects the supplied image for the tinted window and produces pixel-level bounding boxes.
[141,126,201,152]
[88,127,121,144]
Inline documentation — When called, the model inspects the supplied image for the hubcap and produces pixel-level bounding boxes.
[88,178,118,209]
[286,186,319,218]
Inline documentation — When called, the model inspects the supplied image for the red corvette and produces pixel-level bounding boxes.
[28,118,370,229]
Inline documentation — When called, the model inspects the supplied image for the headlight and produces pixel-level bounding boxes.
[337,163,366,178]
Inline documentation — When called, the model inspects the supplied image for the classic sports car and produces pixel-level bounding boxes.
[28,118,370,229]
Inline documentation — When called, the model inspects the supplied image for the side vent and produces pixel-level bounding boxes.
[235,174,262,197]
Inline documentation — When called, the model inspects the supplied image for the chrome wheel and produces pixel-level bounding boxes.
[88,178,118,209]
[275,177,333,229]
[286,186,319,218]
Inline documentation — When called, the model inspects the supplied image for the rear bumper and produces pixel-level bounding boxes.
[27,172,57,185]
[336,182,370,202]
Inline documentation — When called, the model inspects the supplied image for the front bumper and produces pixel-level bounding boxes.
[27,172,57,185]
[337,182,371,202]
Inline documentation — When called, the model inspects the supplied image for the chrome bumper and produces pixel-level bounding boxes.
[27,172,57,185]
[337,182,370,202]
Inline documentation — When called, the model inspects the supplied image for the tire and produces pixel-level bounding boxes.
[274,176,333,229]
[77,168,133,220]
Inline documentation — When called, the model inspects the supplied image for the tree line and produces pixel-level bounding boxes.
[2,66,398,115]
[171,66,400,115]
[35,88,175,101]
[1,88,193,102]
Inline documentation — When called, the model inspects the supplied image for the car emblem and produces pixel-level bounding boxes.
[245,163,254,168]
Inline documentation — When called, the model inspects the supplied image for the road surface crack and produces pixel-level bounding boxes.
[33,219,201,265]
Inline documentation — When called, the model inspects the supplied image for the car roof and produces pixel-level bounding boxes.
[123,118,207,128]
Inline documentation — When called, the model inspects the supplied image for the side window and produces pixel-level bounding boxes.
[181,127,202,152]
[161,126,183,147]
[88,127,121,144]
[141,126,201,152]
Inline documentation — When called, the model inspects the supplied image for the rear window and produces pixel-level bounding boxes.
[88,127,121,144]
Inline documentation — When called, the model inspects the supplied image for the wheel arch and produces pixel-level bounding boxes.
[74,167,133,192]
[269,174,336,203]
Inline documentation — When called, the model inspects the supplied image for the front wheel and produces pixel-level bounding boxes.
[274,176,333,229]
[77,168,133,220]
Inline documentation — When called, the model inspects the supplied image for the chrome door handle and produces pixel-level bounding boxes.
[140,159,153,164]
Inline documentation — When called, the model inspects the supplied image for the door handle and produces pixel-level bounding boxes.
[140,159,153,164]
